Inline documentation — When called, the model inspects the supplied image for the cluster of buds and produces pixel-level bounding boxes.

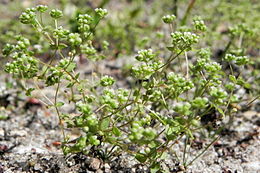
[170,31,199,51]
[135,49,156,63]
[50,9,63,19]
[19,8,37,24]
[95,8,108,18]
[224,54,249,66]
[193,17,207,32]
[162,14,176,24]
[77,14,92,33]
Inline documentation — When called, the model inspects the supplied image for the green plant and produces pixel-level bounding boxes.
[2,5,252,171]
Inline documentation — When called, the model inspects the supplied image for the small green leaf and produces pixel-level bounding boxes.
[160,152,168,160]
[0,115,8,120]
[25,88,35,96]
[100,118,110,131]
[56,101,64,107]
[58,43,68,49]
[244,82,251,89]
[186,129,194,139]
[75,73,80,79]
[50,44,58,50]
[77,83,85,92]
[167,46,175,51]
[66,82,75,88]
[149,112,166,125]
[107,136,117,143]
[135,153,147,163]
[75,136,87,150]
[229,75,236,83]
[112,127,121,136]
[150,162,160,173]
[213,104,225,117]
[66,62,76,72]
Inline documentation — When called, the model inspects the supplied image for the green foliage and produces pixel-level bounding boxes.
[1,1,256,171]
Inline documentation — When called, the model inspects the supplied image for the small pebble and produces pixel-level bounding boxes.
[96,169,103,173]
[243,161,260,171]
[89,158,101,171]
[10,129,27,137]
[0,128,4,136]
[34,163,42,171]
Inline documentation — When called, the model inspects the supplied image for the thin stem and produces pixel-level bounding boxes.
[220,36,234,60]
[169,24,173,33]
[145,106,166,125]
[70,87,75,102]
[155,132,186,163]
[54,82,65,141]
[194,79,210,98]
[199,105,213,118]
[34,19,54,44]
[161,93,169,111]
[54,19,59,46]
[94,104,107,113]
[33,78,54,105]
[124,88,133,115]
[104,109,139,133]
[200,71,206,81]
[101,101,134,120]
[181,0,196,26]
[246,95,260,107]
[238,32,244,48]
[183,135,188,165]
[186,136,219,167]
[40,13,43,25]
[159,49,185,71]
[37,59,81,85]
[19,69,27,89]
[98,0,110,8]
[173,0,178,17]
[84,18,101,40]
[185,51,189,78]
[40,50,57,77]
[58,51,66,59]
[107,145,117,159]
[229,63,234,76]
[224,90,234,114]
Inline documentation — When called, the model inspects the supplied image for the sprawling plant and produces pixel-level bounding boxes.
[2,5,251,171]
